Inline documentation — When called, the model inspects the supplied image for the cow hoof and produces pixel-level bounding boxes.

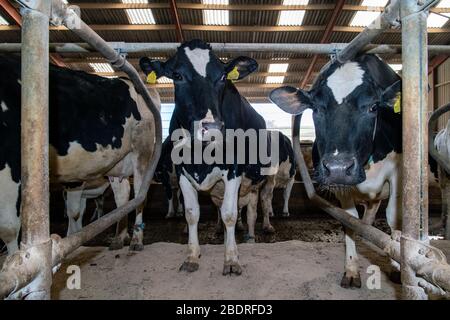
[236,221,246,232]
[282,212,290,218]
[340,272,362,289]
[109,238,124,251]
[389,271,402,284]
[223,262,242,276]
[263,225,275,234]
[129,243,144,252]
[165,212,175,219]
[179,261,199,273]
[243,234,256,243]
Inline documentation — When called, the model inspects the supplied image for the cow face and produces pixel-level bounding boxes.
[140,39,257,140]
[270,55,400,187]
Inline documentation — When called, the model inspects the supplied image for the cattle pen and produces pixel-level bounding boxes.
[0,0,450,301]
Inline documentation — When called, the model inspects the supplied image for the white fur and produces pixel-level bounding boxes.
[179,174,201,262]
[327,62,365,104]
[184,47,210,78]
[0,164,21,254]
[336,151,402,281]
[183,167,224,191]
[1,101,7,112]
[220,176,242,263]
[435,124,450,161]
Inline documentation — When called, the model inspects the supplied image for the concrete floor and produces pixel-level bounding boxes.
[52,240,407,300]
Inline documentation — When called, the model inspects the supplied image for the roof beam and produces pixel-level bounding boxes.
[89,71,313,78]
[169,0,184,42]
[0,0,21,24]
[147,83,302,89]
[300,0,345,89]
[60,3,449,14]
[0,0,66,67]
[1,24,448,33]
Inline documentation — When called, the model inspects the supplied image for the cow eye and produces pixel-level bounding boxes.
[172,72,183,81]
[369,104,378,113]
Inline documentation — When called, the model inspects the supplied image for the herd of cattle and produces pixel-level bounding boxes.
[0,39,449,288]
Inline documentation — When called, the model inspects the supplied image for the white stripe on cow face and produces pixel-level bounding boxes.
[326,62,365,104]
[1,101,8,112]
[184,47,210,78]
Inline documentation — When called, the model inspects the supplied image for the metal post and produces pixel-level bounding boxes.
[19,0,52,300]
[401,0,429,300]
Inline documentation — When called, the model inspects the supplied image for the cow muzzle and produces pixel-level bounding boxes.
[320,154,363,186]
[195,120,224,142]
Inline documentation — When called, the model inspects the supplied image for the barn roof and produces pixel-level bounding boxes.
[0,0,449,103]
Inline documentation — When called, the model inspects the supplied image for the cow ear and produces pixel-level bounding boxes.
[381,80,402,112]
[139,57,166,84]
[225,56,258,81]
[270,86,313,115]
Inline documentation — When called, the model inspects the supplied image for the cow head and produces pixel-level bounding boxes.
[140,39,258,141]
[270,54,401,187]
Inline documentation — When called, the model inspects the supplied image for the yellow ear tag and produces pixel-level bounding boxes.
[146,71,157,85]
[394,93,401,114]
[227,67,240,82]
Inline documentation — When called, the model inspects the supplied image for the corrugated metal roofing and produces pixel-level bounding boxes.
[0,0,449,102]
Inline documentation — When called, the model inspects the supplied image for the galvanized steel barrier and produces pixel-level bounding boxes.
[0,0,162,299]
[0,0,450,300]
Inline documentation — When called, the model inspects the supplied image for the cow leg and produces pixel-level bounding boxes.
[361,201,381,225]
[282,177,295,217]
[109,178,131,250]
[65,189,85,236]
[0,190,20,255]
[0,168,21,255]
[215,207,223,234]
[444,183,450,240]
[221,176,242,276]
[260,176,276,233]
[130,153,150,252]
[337,196,361,289]
[91,196,104,222]
[163,178,175,219]
[244,190,258,243]
[176,188,184,217]
[385,175,402,283]
[166,195,176,219]
[179,175,201,272]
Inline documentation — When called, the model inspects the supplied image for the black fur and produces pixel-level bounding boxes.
[0,54,143,189]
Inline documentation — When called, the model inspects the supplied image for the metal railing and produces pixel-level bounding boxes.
[0,0,162,299]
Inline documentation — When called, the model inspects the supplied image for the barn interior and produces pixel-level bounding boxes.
[0,0,450,300]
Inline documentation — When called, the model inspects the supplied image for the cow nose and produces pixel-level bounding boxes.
[322,158,356,176]
[201,121,224,132]
[321,156,361,185]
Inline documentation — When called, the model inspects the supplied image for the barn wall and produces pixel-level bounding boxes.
[434,58,450,131]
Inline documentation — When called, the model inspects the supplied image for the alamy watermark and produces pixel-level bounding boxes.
[170,122,280,176]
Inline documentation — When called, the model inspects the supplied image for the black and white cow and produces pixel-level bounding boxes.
[0,55,159,254]
[140,39,270,275]
[214,130,296,239]
[260,131,296,221]
[63,178,110,235]
[270,54,402,288]
[154,137,184,219]
[434,119,450,239]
